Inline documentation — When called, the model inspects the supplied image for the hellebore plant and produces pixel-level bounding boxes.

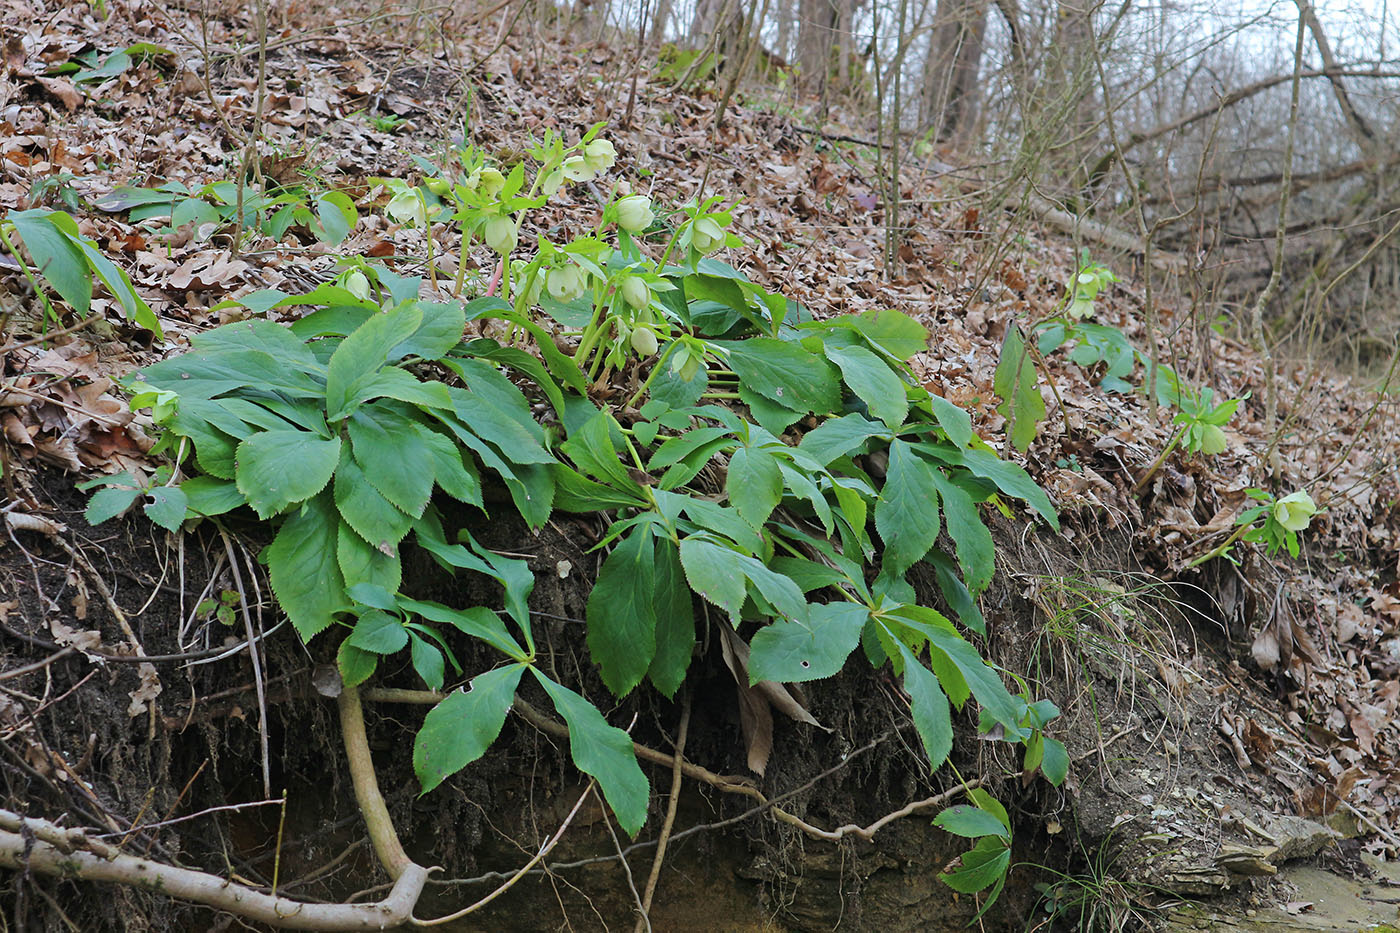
[1187,488,1319,567]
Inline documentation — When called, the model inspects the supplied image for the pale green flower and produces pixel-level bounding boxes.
[561,156,594,183]
[691,216,725,253]
[483,215,517,255]
[620,276,650,311]
[1198,424,1228,456]
[630,326,658,356]
[583,139,617,174]
[1272,491,1316,532]
[615,195,654,233]
[547,265,586,302]
[343,270,371,300]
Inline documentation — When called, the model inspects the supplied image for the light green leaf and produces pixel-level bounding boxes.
[85,485,141,525]
[235,430,341,519]
[941,836,1011,895]
[268,492,346,639]
[727,445,783,528]
[532,669,649,836]
[408,632,445,691]
[336,522,402,593]
[749,602,866,683]
[825,343,908,428]
[337,640,378,688]
[10,209,90,313]
[1040,736,1069,786]
[586,527,657,697]
[418,427,483,507]
[179,476,246,518]
[333,449,413,551]
[324,305,423,419]
[414,664,526,793]
[992,325,1045,453]
[143,485,188,531]
[928,394,973,447]
[933,805,1011,840]
[797,413,888,466]
[876,441,941,575]
[678,537,749,622]
[348,406,434,518]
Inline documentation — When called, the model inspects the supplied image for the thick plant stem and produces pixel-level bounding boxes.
[0,809,427,930]
[337,684,416,879]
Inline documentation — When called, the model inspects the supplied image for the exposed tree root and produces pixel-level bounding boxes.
[0,685,431,929]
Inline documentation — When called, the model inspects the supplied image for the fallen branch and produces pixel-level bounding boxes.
[0,813,427,930]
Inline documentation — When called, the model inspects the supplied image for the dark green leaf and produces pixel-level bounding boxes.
[336,522,402,592]
[10,209,90,313]
[337,640,378,688]
[890,636,953,769]
[586,528,657,697]
[678,537,749,622]
[408,631,445,691]
[86,485,141,525]
[414,664,526,793]
[941,836,1011,894]
[532,670,649,835]
[992,325,1045,453]
[926,549,985,635]
[268,492,346,639]
[933,805,1011,840]
[179,476,246,518]
[928,394,973,447]
[797,413,888,466]
[143,485,187,531]
[1040,736,1069,786]
[333,449,414,551]
[647,538,694,697]
[325,305,423,419]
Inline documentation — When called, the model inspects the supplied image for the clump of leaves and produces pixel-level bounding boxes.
[95,179,357,246]
[82,134,1069,888]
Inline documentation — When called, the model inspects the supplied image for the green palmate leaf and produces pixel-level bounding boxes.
[313,191,357,246]
[179,476,246,518]
[992,324,1046,453]
[192,319,321,372]
[797,413,888,466]
[333,450,414,551]
[677,536,749,621]
[445,359,552,462]
[646,538,695,697]
[63,227,162,334]
[842,308,929,360]
[324,304,424,419]
[347,608,409,653]
[85,484,141,525]
[892,608,1024,735]
[585,527,657,697]
[348,405,434,517]
[562,410,642,493]
[739,385,805,437]
[235,430,341,519]
[876,441,941,575]
[397,597,525,662]
[929,470,994,595]
[143,485,188,531]
[668,495,764,554]
[890,636,954,770]
[9,209,91,313]
[336,522,402,593]
[418,427,483,507]
[457,339,567,418]
[722,338,841,414]
[942,447,1059,529]
[268,491,346,639]
[727,445,783,528]
[349,368,453,411]
[748,602,867,683]
[532,669,649,836]
[933,805,1011,840]
[824,343,908,428]
[414,664,526,793]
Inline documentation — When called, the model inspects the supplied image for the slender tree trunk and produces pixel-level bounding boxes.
[797,0,840,97]
[918,0,989,142]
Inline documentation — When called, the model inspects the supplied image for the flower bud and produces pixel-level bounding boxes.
[547,265,586,302]
[484,215,517,255]
[1272,491,1317,532]
[343,270,371,300]
[630,327,659,356]
[620,275,650,311]
[615,194,654,233]
[478,168,506,199]
[425,178,451,197]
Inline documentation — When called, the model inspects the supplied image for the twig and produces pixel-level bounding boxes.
[0,647,74,680]
[221,528,270,797]
[409,782,596,926]
[336,685,418,880]
[604,802,649,933]
[634,693,689,932]
[0,315,102,353]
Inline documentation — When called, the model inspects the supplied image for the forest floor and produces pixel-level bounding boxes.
[3,0,1400,930]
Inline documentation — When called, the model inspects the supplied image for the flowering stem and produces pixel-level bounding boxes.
[1184,521,1253,570]
[1133,428,1183,494]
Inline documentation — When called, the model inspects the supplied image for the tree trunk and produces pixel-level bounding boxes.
[796,0,840,97]
[918,0,990,143]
